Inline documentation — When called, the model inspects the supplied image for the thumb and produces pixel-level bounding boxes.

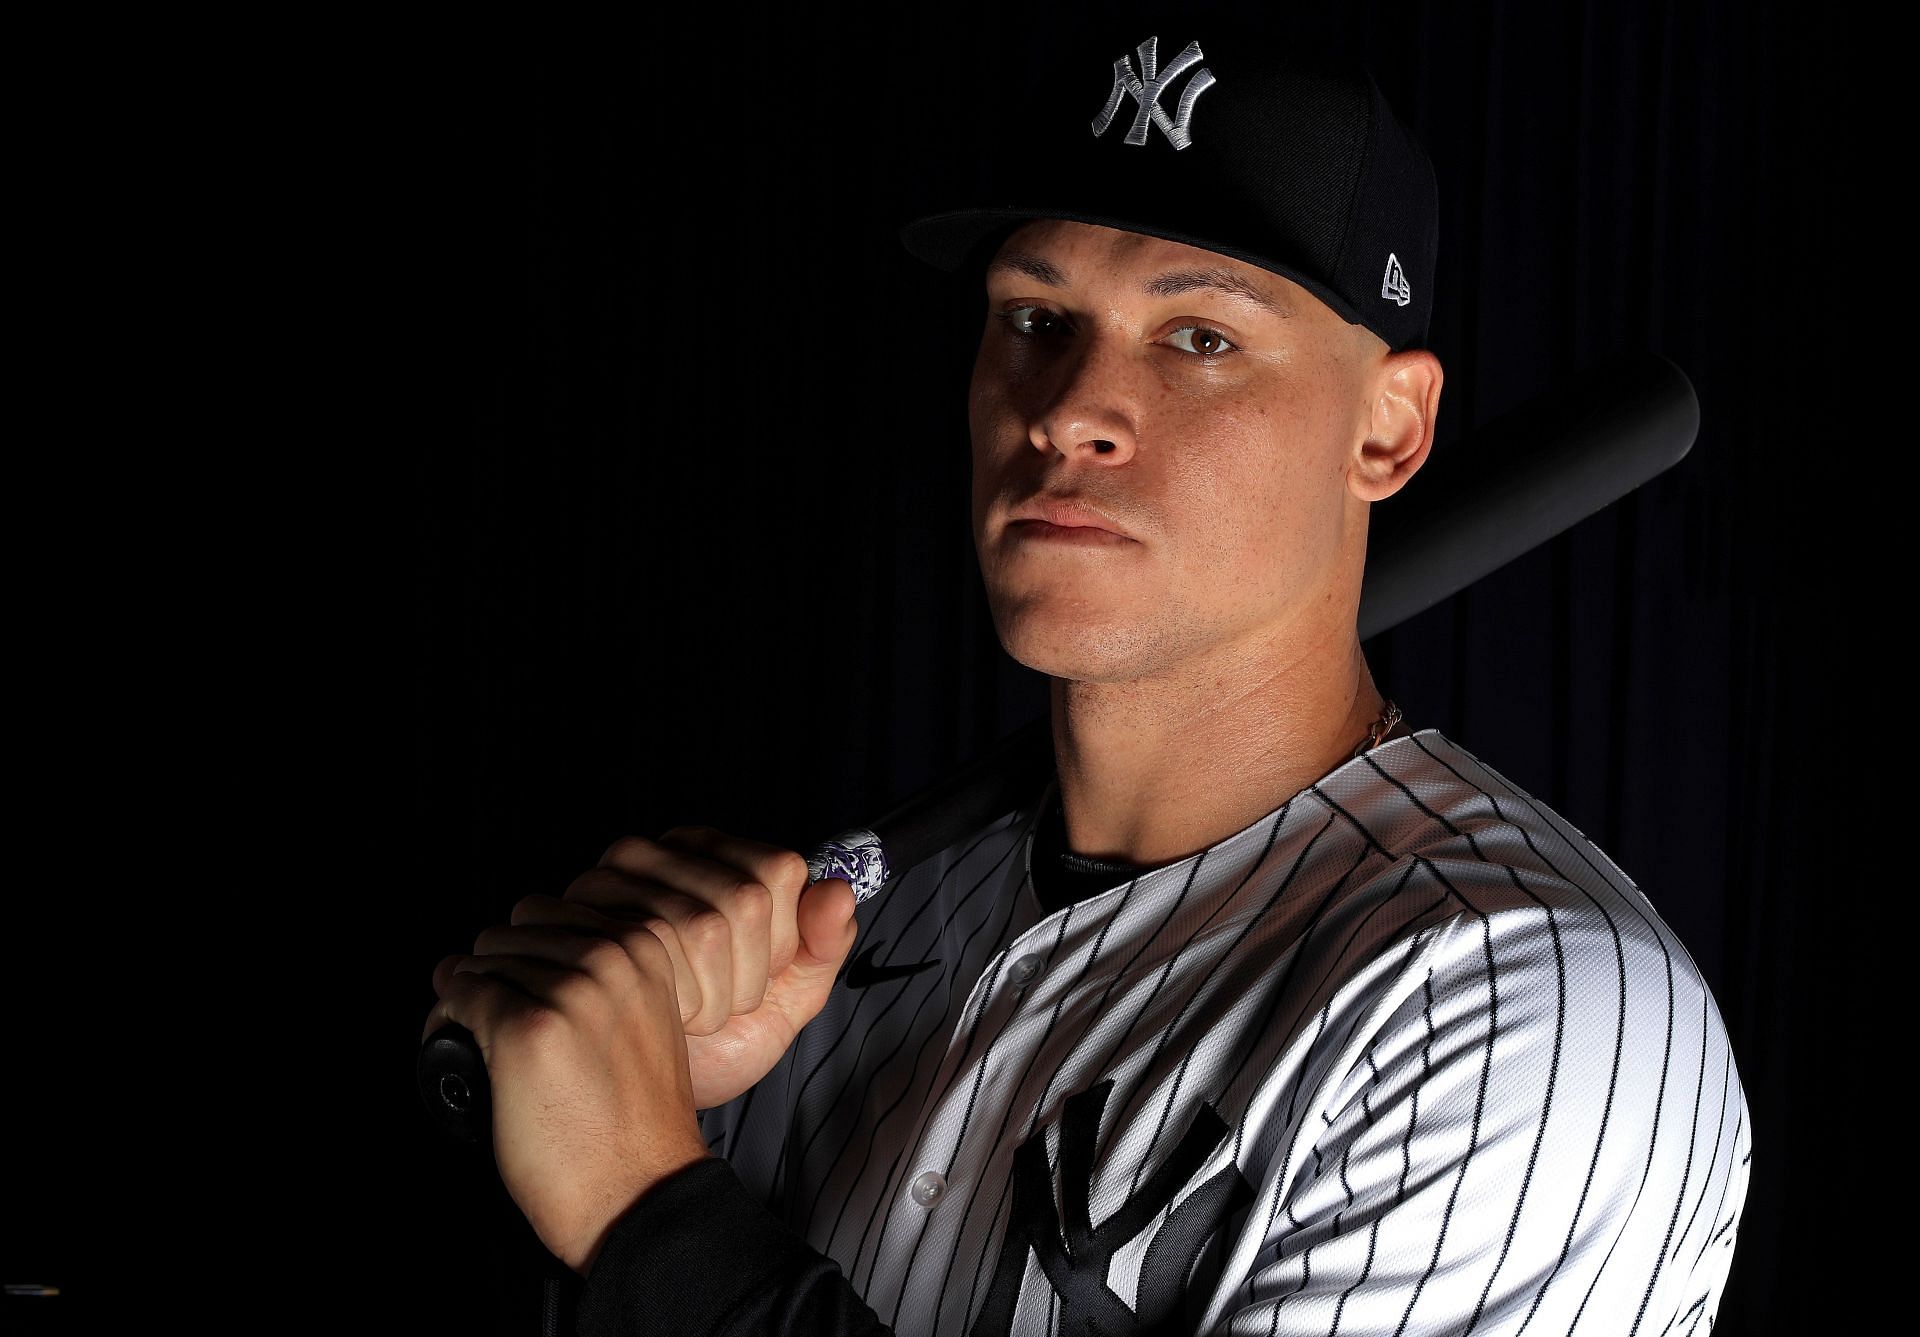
[791,877,860,976]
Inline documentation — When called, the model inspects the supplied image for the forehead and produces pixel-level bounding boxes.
[997,217,1229,264]
[985,218,1304,319]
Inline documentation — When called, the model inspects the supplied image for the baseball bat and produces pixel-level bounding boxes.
[417,348,1699,1150]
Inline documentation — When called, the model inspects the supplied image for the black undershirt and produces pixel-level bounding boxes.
[1028,784,1153,913]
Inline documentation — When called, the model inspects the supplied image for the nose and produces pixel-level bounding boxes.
[1029,339,1138,465]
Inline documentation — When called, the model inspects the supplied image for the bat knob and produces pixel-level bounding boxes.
[418,1021,492,1148]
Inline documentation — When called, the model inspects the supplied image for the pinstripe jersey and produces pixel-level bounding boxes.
[695,727,1753,1336]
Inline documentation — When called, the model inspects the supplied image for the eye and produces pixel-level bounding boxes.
[1165,325,1237,357]
[992,305,1071,338]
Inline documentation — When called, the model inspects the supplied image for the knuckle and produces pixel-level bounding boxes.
[564,866,621,904]
[659,824,714,843]
[554,969,607,1015]
[599,834,656,866]
[580,936,629,973]
[622,926,673,970]
[505,1004,566,1051]
[681,908,730,953]
[635,963,678,1012]
[771,850,811,891]
[728,880,774,924]
[510,892,549,923]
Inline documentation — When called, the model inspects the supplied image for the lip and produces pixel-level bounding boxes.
[1010,520,1135,546]
[1008,496,1134,538]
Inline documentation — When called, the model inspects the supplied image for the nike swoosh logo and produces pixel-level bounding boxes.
[843,939,941,989]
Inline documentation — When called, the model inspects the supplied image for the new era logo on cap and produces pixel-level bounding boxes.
[1381,252,1411,306]
[1090,36,1215,150]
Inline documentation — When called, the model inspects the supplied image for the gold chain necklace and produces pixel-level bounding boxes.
[1351,698,1405,759]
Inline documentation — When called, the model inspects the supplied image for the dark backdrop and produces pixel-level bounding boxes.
[352,4,1859,1331]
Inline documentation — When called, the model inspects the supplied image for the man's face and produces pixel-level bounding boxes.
[969,218,1399,685]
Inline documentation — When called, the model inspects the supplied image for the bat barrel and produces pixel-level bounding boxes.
[1359,350,1698,641]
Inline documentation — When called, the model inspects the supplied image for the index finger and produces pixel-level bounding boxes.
[604,825,814,902]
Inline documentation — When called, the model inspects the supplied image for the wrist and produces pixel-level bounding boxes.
[571,1140,714,1278]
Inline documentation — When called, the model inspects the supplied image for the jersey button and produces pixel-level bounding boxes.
[910,1170,947,1206]
[1009,954,1043,989]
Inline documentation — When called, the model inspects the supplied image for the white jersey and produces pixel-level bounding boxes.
[696,727,1753,1336]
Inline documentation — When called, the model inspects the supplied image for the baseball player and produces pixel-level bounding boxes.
[422,19,1752,1336]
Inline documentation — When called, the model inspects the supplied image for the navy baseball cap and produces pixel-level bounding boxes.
[897,13,1440,354]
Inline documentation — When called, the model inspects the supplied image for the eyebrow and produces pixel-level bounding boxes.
[986,250,1295,319]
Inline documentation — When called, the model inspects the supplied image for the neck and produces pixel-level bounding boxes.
[1047,623,1388,869]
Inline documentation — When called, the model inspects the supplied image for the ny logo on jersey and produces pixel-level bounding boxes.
[1090,36,1217,150]
[970,1078,1254,1337]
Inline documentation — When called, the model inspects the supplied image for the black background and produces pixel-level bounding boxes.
[6,3,1875,1331]
[389,5,1864,1333]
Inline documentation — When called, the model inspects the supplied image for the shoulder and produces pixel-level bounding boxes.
[1325,731,1748,1135]
[1298,729,1748,1138]
[1325,728,1706,991]
[1226,733,1754,1337]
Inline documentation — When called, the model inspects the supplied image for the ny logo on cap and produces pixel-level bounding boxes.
[1091,36,1216,150]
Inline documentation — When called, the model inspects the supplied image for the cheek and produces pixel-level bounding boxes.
[966,381,991,463]
[1160,399,1334,583]
[967,385,994,478]
[968,391,1011,549]
[968,352,1025,479]
[967,355,1000,462]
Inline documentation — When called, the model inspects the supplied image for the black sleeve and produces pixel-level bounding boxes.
[574,1155,895,1337]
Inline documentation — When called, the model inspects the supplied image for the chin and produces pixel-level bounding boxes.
[990,596,1166,684]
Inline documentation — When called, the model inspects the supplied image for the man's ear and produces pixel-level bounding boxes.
[1350,349,1443,504]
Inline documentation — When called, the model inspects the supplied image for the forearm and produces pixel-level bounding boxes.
[575,1156,894,1337]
